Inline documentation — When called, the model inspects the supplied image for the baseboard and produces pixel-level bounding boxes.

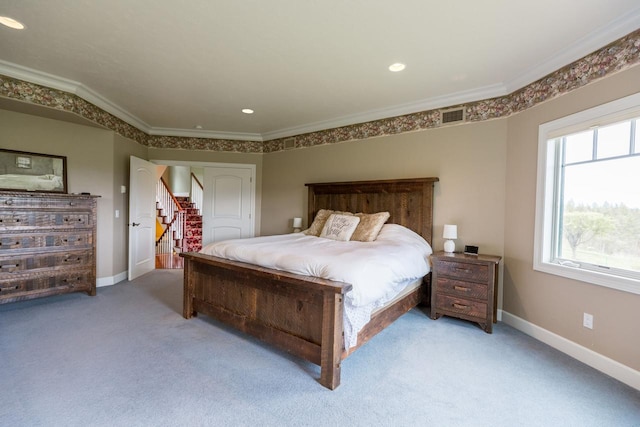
[96,271,128,288]
[501,311,640,391]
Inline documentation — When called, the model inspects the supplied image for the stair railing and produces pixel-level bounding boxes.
[156,178,186,254]
[190,173,203,214]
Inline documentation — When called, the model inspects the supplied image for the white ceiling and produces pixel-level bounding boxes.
[1,1,639,141]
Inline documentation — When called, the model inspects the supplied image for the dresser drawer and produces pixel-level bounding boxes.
[0,195,94,210]
[435,294,487,319]
[0,251,92,275]
[0,269,93,298]
[0,232,93,251]
[436,277,488,300]
[435,260,489,282]
[0,281,25,295]
[0,211,91,229]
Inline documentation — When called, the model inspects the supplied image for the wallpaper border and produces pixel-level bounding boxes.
[1,29,639,154]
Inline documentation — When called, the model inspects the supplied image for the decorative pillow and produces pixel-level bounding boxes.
[319,214,361,241]
[302,209,334,236]
[350,211,391,242]
[303,209,354,236]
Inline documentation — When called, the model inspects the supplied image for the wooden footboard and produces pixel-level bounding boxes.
[182,251,352,389]
[182,251,430,389]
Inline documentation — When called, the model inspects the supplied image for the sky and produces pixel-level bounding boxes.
[564,155,640,209]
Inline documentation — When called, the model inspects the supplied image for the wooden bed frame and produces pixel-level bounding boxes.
[181,177,439,389]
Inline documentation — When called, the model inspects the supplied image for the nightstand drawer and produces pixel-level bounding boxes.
[436,260,488,282]
[435,294,487,319]
[436,277,487,299]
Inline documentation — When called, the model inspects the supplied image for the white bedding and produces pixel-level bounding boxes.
[199,224,432,348]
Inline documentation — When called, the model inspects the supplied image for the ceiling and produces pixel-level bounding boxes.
[1,1,639,142]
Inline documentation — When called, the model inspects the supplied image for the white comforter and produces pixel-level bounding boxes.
[200,224,432,348]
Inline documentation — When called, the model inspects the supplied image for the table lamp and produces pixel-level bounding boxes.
[443,224,457,253]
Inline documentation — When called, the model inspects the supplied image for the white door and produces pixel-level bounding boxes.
[202,166,254,245]
[128,156,156,280]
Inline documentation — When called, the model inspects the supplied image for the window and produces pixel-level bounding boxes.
[534,93,640,294]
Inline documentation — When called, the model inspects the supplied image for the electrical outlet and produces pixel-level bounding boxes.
[583,312,594,329]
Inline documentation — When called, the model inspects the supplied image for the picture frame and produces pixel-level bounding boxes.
[0,149,68,193]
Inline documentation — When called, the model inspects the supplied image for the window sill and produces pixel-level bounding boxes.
[533,261,640,295]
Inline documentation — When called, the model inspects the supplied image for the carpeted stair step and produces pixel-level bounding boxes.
[166,197,203,253]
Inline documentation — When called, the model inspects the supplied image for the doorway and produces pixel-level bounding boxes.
[144,160,256,271]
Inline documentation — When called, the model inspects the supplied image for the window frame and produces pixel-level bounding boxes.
[534,92,640,295]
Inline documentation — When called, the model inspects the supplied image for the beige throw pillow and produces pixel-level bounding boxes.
[350,212,391,242]
[303,209,334,236]
[320,214,361,241]
[303,209,354,236]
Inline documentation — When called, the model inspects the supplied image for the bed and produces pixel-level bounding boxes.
[181,177,439,389]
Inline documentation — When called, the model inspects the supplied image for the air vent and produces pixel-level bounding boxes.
[441,108,465,125]
[284,138,295,150]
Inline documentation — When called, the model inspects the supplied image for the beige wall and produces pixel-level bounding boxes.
[0,111,263,280]
[262,65,640,373]
[503,65,640,371]
[262,120,507,254]
[0,108,119,279]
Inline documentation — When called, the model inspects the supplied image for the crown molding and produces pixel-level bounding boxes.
[505,7,640,93]
[261,82,508,141]
[147,126,263,141]
[1,11,638,144]
[0,59,152,132]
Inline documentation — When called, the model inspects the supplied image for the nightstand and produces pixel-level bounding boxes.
[430,251,501,333]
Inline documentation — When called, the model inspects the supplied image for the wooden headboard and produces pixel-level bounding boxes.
[305,177,439,245]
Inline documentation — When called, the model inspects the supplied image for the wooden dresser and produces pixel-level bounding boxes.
[430,251,501,333]
[0,191,99,304]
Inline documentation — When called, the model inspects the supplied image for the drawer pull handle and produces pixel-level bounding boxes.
[1,264,19,269]
[455,268,472,273]
[454,285,469,292]
[69,202,76,206]
[0,285,20,292]
[452,303,469,310]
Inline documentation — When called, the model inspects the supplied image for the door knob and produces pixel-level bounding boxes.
[131,222,141,227]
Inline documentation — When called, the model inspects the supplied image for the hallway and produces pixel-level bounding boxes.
[155,253,183,269]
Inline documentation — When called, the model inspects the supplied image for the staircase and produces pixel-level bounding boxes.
[155,177,203,254]
[175,196,202,252]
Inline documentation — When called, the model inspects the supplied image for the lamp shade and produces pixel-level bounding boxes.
[293,217,303,228]
[443,224,457,239]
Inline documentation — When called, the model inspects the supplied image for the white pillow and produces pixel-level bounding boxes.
[320,214,361,241]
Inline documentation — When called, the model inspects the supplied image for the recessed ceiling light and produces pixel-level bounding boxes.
[388,63,406,72]
[0,16,25,30]
[194,125,203,129]
[242,109,254,114]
